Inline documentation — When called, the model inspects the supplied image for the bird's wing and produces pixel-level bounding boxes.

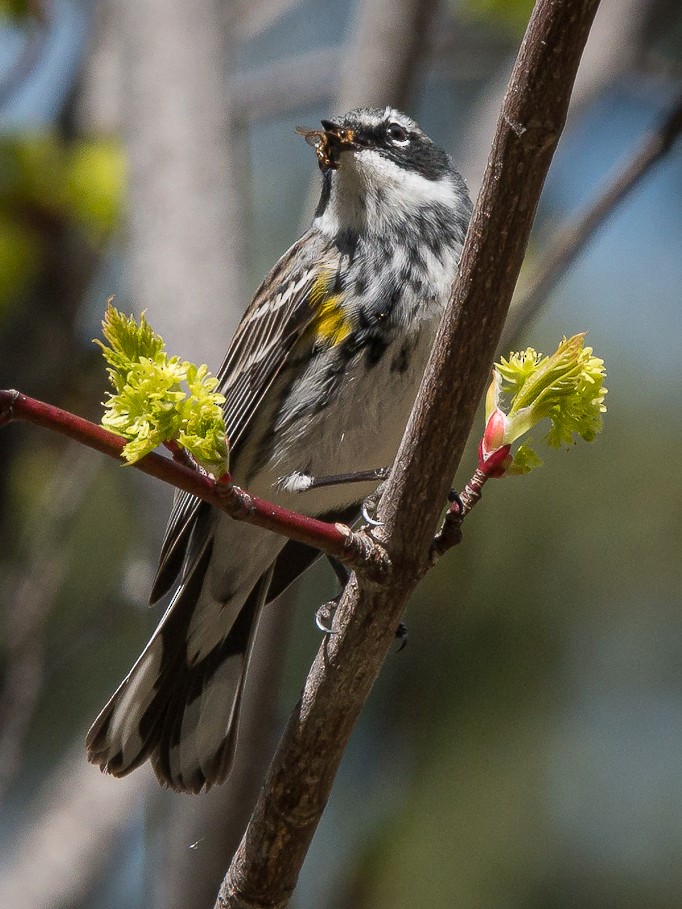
[150,230,342,603]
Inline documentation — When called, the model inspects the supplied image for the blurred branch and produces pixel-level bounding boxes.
[335,0,439,111]
[0,750,157,909]
[0,446,99,801]
[216,1,602,907]
[233,47,342,120]
[118,0,248,364]
[0,0,48,113]
[79,16,500,136]
[572,0,657,105]
[505,90,682,343]
[460,0,657,194]
[233,0,305,40]
[232,25,507,125]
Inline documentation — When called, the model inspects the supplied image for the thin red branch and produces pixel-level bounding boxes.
[0,389,388,576]
[430,444,511,562]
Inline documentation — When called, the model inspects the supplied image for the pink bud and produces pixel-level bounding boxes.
[477,441,512,478]
[482,407,507,459]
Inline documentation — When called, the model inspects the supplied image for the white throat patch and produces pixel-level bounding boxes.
[314,150,460,238]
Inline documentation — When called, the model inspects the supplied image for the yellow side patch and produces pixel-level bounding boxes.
[309,271,352,347]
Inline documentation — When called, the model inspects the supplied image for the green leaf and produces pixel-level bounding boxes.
[484,334,607,474]
[496,334,607,448]
[97,304,229,474]
[95,302,166,371]
[507,443,543,475]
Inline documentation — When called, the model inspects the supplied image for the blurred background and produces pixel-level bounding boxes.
[1,0,681,907]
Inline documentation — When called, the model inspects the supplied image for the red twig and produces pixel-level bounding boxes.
[430,444,511,561]
[0,389,388,576]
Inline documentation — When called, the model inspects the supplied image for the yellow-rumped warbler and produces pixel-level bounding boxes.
[87,107,472,792]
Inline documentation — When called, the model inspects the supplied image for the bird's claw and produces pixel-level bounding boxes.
[361,480,387,527]
[361,501,383,526]
[395,621,408,652]
[315,597,340,634]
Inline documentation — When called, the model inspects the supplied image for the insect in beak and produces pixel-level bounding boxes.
[296,123,357,170]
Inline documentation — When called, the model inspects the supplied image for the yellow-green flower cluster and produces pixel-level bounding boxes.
[96,303,229,474]
[484,333,607,474]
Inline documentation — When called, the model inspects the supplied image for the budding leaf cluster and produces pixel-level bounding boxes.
[96,303,229,474]
[484,333,607,474]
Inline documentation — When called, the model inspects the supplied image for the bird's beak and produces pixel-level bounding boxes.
[296,120,358,171]
[320,120,358,151]
[319,120,357,169]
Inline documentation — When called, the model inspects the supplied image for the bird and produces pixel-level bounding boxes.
[87,106,472,792]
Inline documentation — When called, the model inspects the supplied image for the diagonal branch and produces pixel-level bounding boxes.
[216,1,602,907]
[505,90,682,342]
[0,3,606,904]
[0,390,387,575]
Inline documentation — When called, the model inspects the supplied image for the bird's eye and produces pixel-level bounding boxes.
[386,122,409,144]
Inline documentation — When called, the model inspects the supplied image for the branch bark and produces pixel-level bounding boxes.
[216,1,602,907]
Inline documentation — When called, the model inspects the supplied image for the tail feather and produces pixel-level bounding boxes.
[87,508,358,791]
[86,543,213,779]
[151,572,268,792]
[87,643,163,777]
[87,544,273,791]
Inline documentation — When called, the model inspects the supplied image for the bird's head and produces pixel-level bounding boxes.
[304,107,468,238]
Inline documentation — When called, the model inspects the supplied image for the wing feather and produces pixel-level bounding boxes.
[150,230,340,603]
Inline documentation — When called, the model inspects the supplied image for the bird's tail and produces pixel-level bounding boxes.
[87,548,273,793]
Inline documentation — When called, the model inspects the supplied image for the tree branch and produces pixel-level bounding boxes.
[0,390,387,575]
[0,0,49,112]
[216,1,602,907]
[0,2,606,903]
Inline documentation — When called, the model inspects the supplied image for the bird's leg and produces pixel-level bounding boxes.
[360,481,386,527]
[278,466,391,495]
[316,552,407,649]
[287,473,463,646]
[315,555,350,633]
